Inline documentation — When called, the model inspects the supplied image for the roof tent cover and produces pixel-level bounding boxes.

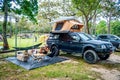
[50,17,84,32]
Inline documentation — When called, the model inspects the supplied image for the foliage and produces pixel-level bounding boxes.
[101,0,120,19]
[72,0,100,34]
[111,20,120,36]
[60,0,76,16]
[0,0,38,50]
[17,17,31,32]
[15,0,38,23]
[0,21,2,32]
[38,0,76,32]
[0,0,12,12]
[0,20,16,34]
[0,0,38,22]
[96,20,107,34]
[37,1,61,33]
[96,20,120,36]
[100,0,120,34]
[38,1,60,21]
[38,25,52,33]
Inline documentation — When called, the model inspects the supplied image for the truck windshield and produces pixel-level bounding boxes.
[78,33,93,41]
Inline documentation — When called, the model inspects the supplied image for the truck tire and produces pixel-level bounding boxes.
[83,50,98,64]
[50,46,59,57]
[99,54,110,60]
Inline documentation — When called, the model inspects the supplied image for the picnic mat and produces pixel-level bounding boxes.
[6,56,69,70]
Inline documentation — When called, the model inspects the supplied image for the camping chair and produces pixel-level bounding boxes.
[28,49,47,62]
[31,46,51,61]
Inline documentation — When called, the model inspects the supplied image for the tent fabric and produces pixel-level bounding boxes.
[6,56,69,70]
[49,16,76,23]
[52,20,83,32]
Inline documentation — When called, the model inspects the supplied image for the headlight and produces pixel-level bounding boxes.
[101,44,106,49]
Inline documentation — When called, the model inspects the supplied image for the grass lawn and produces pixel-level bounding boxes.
[0,36,40,50]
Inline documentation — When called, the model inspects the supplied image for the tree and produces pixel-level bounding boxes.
[72,0,100,34]
[100,0,120,34]
[0,0,38,50]
[38,1,61,22]
[61,0,76,16]
[37,0,62,32]
[15,0,38,22]
[2,0,9,50]
[96,20,107,34]
[111,20,120,36]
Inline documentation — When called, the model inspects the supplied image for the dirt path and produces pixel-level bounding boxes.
[91,54,120,80]
[101,54,120,64]
[91,68,120,80]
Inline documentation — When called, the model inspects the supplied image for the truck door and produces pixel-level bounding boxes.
[69,33,82,53]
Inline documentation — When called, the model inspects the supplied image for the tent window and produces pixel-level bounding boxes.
[55,22,64,30]
[71,25,80,30]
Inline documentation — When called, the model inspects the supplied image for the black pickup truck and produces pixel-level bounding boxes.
[47,31,114,64]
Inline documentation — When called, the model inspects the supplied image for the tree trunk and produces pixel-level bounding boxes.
[107,14,111,34]
[2,0,9,50]
[9,16,12,36]
[85,17,90,34]
[92,14,97,35]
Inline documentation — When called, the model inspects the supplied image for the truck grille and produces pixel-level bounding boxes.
[105,44,112,48]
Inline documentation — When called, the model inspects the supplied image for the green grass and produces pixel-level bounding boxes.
[0,52,14,59]
[0,36,40,50]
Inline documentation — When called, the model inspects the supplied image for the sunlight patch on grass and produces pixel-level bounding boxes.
[8,37,40,48]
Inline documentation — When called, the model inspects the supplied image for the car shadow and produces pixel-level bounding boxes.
[60,53,83,61]
[116,50,120,52]
[99,59,120,64]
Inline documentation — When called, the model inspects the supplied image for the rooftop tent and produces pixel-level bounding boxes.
[50,17,84,32]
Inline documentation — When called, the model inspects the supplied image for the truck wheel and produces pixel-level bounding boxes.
[83,50,98,64]
[99,54,110,60]
[51,46,59,56]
